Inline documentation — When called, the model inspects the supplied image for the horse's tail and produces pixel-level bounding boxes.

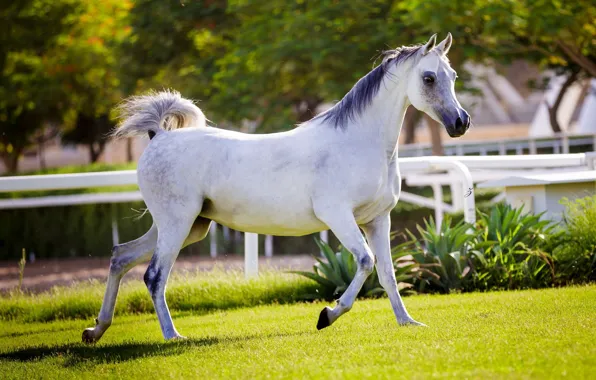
[111,90,206,140]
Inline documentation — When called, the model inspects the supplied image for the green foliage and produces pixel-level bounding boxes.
[405,205,577,293]
[405,217,477,294]
[54,1,133,161]
[2,0,595,173]
[551,196,596,284]
[402,0,595,74]
[0,202,153,259]
[291,237,419,300]
[0,0,80,172]
[471,204,555,290]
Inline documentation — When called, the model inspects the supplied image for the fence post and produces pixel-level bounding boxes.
[245,233,259,278]
[529,139,537,155]
[265,235,273,257]
[562,134,570,154]
[431,183,443,231]
[456,145,464,156]
[499,142,506,156]
[450,179,464,211]
[210,223,218,258]
[111,218,119,247]
[319,230,329,256]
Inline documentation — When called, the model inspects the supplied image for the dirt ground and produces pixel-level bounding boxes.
[0,254,316,293]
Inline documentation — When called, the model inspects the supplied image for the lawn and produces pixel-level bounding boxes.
[0,285,594,379]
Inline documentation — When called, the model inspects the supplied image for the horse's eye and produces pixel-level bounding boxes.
[423,76,435,84]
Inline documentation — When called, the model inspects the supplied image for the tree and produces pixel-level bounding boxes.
[126,1,421,132]
[211,0,414,131]
[53,0,132,162]
[402,0,595,133]
[61,114,113,162]
[124,0,230,102]
[0,0,79,173]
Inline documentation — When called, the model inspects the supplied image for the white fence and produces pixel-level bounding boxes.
[1,153,594,277]
[401,132,596,157]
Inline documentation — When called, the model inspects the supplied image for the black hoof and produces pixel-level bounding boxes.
[316,307,331,330]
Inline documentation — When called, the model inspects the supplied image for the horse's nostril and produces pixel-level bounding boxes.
[455,117,463,129]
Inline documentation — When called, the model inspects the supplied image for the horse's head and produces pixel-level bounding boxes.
[406,33,470,138]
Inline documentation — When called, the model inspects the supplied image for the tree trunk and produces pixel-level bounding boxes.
[37,138,46,170]
[402,106,423,144]
[425,115,445,156]
[556,40,596,78]
[1,149,21,174]
[546,71,579,133]
[89,142,106,163]
[126,138,133,162]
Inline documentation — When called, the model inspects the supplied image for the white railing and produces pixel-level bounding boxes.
[400,132,596,157]
[2,153,594,277]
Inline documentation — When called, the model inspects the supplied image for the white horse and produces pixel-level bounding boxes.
[83,33,470,343]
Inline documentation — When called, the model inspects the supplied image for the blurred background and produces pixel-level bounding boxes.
[0,0,595,288]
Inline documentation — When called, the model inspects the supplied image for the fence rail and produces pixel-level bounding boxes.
[400,132,596,157]
[2,153,594,277]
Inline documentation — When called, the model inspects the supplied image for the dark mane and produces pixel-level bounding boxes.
[313,44,422,129]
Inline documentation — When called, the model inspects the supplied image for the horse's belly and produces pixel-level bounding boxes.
[200,195,326,236]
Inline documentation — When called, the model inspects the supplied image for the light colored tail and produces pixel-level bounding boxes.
[111,90,206,139]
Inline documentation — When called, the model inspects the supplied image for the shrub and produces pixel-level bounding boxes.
[404,217,477,294]
[551,196,596,284]
[471,204,555,290]
[291,238,420,300]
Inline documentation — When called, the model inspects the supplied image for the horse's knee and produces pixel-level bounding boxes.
[358,254,375,275]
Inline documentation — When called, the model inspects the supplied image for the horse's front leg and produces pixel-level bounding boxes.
[361,213,424,326]
[314,209,375,330]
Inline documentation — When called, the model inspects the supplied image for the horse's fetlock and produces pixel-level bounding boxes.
[96,318,111,328]
[338,301,352,313]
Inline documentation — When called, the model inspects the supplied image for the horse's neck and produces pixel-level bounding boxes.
[358,65,410,158]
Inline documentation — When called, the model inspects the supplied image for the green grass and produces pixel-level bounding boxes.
[0,271,319,323]
[1,285,594,379]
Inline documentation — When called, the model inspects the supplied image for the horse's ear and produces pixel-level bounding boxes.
[436,33,453,56]
[422,34,437,55]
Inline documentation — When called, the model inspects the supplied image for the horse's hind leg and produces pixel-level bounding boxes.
[82,217,211,344]
[143,213,201,340]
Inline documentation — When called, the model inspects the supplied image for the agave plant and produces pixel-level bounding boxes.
[472,204,555,290]
[404,216,477,294]
[291,237,420,300]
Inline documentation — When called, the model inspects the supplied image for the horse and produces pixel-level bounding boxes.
[82,33,470,343]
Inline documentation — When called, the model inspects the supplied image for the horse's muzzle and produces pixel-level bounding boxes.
[445,109,470,137]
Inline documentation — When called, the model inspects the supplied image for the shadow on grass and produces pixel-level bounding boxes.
[0,317,154,339]
[0,331,312,367]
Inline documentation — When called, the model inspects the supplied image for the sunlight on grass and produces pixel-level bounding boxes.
[0,270,319,323]
[0,286,594,379]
